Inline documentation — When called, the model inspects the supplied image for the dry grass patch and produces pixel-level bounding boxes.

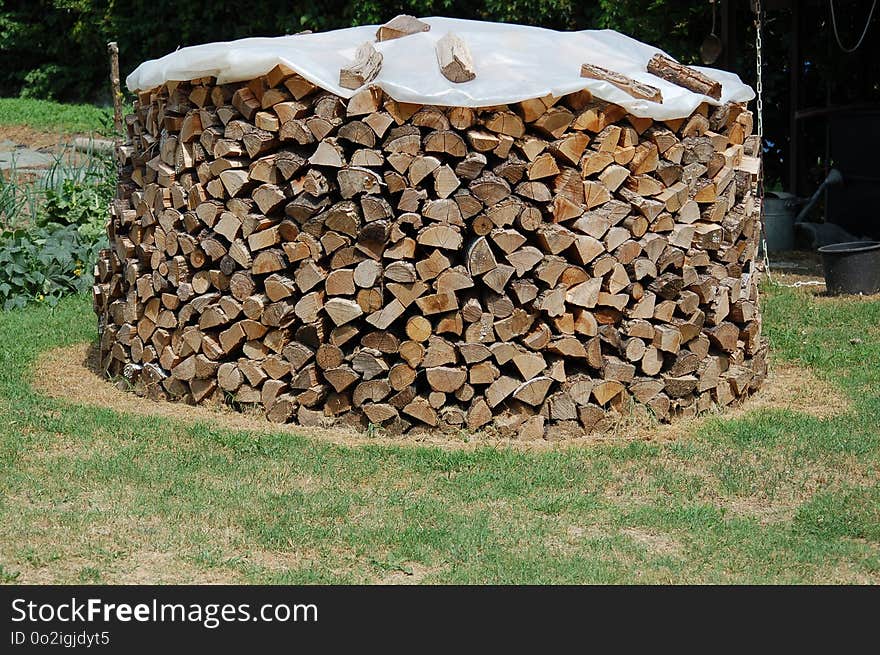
[0,477,253,584]
[103,551,242,585]
[376,563,445,585]
[619,527,682,556]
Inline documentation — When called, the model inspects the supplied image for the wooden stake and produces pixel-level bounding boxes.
[107,42,123,141]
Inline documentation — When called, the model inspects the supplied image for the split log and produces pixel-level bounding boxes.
[376,15,431,41]
[580,63,663,103]
[647,53,722,100]
[339,43,383,90]
[436,33,476,83]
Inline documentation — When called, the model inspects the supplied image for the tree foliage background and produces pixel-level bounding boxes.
[2,0,878,192]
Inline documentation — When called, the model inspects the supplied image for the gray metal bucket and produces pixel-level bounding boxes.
[763,192,798,252]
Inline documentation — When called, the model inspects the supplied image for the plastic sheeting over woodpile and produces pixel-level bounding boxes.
[126,17,754,120]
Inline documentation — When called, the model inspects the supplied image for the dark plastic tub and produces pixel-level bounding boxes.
[817,241,880,295]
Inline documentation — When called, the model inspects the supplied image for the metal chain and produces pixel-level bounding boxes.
[755,2,763,138]
[754,0,771,280]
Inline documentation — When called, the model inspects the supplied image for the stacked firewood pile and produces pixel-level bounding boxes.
[94,22,767,439]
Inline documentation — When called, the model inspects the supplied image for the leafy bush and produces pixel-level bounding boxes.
[20,64,66,101]
[0,148,115,310]
[40,154,116,242]
[42,178,107,233]
[0,223,104,310]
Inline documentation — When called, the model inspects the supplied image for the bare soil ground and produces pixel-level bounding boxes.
[0,125,104,184]
[0,125,77,152]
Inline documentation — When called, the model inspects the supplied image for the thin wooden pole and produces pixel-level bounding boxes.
[108,42,123,140]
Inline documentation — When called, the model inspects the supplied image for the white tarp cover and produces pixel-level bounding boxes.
[126,16,754,120]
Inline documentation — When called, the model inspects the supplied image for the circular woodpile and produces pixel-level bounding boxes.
[93,62,767,439]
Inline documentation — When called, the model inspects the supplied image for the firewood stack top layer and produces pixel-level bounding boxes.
[125,17,755,122]
[95,20,767,440]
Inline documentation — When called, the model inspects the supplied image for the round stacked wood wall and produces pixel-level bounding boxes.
[93,68,768,439]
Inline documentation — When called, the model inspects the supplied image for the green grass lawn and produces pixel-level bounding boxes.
[0,98,115,134]
[0,285,877,584]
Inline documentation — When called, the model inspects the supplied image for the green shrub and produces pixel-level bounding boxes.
[40,154,116,242]
[0,223,105,310]
[42,178,106,233]
[0,148,115,310]
[20,64,66,101]
[1,144,116,231]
